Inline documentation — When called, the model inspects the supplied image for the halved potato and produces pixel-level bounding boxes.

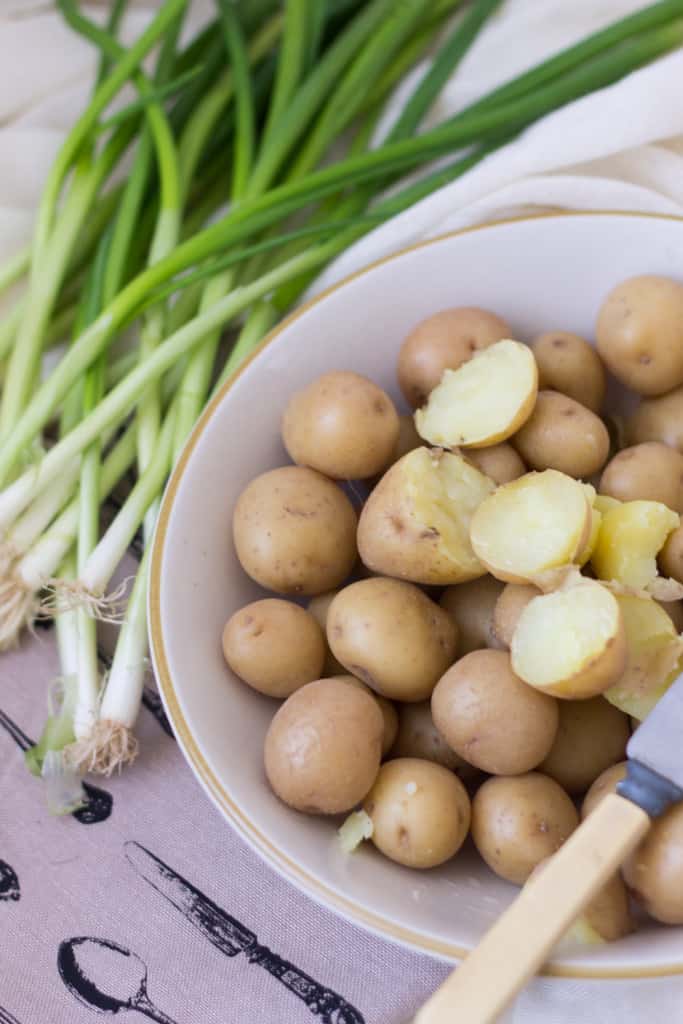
[358,447,495,585]
[510,579,627,699]
[604,594,683,720]
[593,494,621,515]
[415,339,537,449]
[577,506,602,567]
[591,500,679,590]
[469,470,592,584]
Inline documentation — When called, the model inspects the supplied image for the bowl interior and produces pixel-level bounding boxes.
[150,212,683,974]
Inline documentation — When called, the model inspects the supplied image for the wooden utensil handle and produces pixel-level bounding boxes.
[415,793,650,1024]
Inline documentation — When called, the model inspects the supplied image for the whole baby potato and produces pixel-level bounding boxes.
[465,443,526,485]
[581,761,627,819]
[492,583,542,649]
[471,773,579,884]
[526,859,633,943]
[307,591,347,675]
[539,698,630,795]
[623,802,683,924]
[431,650,558,775]
[627,385,683,452]
[659,524,683,584]
[363,758,471,868]
[397,306,511,408]
[264,677,383,814]
[531,331,606,413]
[282,371,399,479]
[599,442,683,513]
[334,675,399,757]
[390,701,478,780]
[222,599,325,698]
[439,575,505,655]
[513,391,610,478]
[596,275,683,396]
[327,578,457,701]
[233,466,357,595]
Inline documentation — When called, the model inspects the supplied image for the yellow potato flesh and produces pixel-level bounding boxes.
[415,339,537,449]
[591,500,679,589]
[605,594,683,720]
[469,470,591,583]
[577,507,602,567]
[511,581,624,698]
[408,449,495,578]
[594,494,621,515]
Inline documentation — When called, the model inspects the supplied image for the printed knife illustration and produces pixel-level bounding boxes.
[125,842,364,1024]
[0,708,112,825]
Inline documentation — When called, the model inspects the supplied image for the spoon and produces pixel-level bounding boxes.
[0,708,112,825]
[58,937,178,1024]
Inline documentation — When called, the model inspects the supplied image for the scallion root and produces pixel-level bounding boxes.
[66,719,138,776]
[0,576,37,650]
[38,576,130,623]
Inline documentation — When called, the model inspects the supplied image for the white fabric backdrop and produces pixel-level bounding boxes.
[2,2,683,1021]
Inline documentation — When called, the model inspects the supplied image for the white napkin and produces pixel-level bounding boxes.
[2,2,683,1021]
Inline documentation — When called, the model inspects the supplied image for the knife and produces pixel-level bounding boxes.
[124,842,364,1024]
[415,675,683,1024]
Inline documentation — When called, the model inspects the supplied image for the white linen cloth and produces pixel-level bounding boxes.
[2,2,683,1021]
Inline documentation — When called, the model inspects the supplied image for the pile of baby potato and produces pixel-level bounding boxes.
[225,274,683,944]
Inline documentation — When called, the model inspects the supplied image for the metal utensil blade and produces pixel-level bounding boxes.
[627,672,683,789]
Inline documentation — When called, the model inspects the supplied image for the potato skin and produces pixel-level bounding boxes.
[327,578,457,701]
[581,761,627,819]
[390,700,479,780]
[233,466,357,595]
[623,802,683,924]
[363,758,471,868]
[659,524,683,584]
[596,275,683,396]
[513,390,610,478]
[222,599,325,698]
[465,443,526,485]
[599,442,683,513]
[334,675,399,757]
[471,773,579,884]
[397,307,511,408]
[492,583,542,649]
[539,698,630,795]
[264,678,383,814]
[282,371,399,480]
[531,331,606,413]
[627,385,683,452]
[439,576,505,655]
[431,650,559,775]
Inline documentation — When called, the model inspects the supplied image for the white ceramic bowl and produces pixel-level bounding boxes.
[149,211,683,978]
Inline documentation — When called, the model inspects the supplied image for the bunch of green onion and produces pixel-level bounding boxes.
[2,0,682,810]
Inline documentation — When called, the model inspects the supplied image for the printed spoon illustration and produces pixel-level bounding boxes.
[58,937,178,1024]
[0,708,112,825]
[0,860,20,902]
[125,841,365,1024]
